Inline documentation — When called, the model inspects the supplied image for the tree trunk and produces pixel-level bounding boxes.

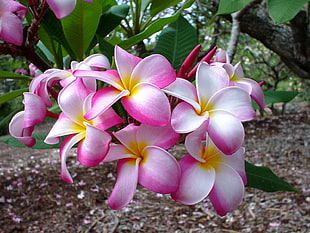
[238,2,310,79]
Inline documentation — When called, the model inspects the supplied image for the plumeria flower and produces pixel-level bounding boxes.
[0,0,27,46]
[103,123,180,209]
[164,62,256,155]
[212,50,265,110]
[9,54,109,147]
[171,122,246,216]
[75,46,176,126]
[47,0,93,19]
[45,78,123,183]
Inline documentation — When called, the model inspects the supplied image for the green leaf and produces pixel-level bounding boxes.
[40,9,75,60]
[252,91,299,109]
[118,0,195,49]
[216,0,254,15]
[267,0,308,24]
[0,134,63,149]
[0,71,32,81]
[150,0,183,17]
[61,0,103,60]
[97,36,115,63]
[245,161,298,192]
[97,5,130,38]
[264,90,299,104]
[154,15,198,69]
[0,88,28,104]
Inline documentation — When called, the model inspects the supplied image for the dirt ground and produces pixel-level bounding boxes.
[0,103,309,233]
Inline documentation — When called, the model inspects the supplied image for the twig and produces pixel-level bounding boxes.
[84,210,106,233]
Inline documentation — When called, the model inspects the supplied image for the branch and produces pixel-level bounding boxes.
[226,0,262,62]
[0,43,50,72]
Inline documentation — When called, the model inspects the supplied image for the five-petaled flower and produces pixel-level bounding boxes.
[75,46,176,126]
[165,62,256,155]
[212,50,265,110]
[0,0,27,45]
[103,123,180,209]
[172,121,247,216]
[45,78,123,183]
[9,54,110,147]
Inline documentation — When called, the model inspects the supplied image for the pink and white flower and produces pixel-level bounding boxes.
[164,62,256,155]
[212,50,265,110]
[46,0,93,19]
[172,122,246,216]
[0,0,27,45]
[75,46,176,126]
[45,78,123,183]
[103,123,180,209]
[9,54,109,147]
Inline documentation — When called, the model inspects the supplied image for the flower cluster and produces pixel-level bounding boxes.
[9,45,264,216]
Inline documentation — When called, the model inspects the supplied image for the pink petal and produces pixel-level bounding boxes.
[208,86,256,121]
[84,87,128,120]
[171,154,215,204]
[184,121,209,162]
[23,92,46,128]
[238,78,265,110]
[209,163,245,216]
[214,50,229,63]
[122,83,171,126]
[139,146,181,193]
[113,124,139,153]
[77,123,111,167]
[222,63,235,77]
[0,12,24,45]
[233,62,244,79]
[92,107,124,131]
[164,78,200,110]
[8,1,28,19]
[46,0,76,19]
[103,144,134,162]
[115,46,142,88]
[44,113,80,144]
[136,124,179,150]
[131,54,176,88]
[222,147,247,184]
[207,110,244,155]
[171,102,209,133]
[108,158,139,209]
[9,111,35,147]
[83,54,110,70]
[74,70,124,90]
[60,133,85,183]
[196,63,229,107]
[58,78,92,122]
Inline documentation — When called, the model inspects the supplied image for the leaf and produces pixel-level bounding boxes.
[97,36,115,63]
[61,0,103,60]
[252,91,299,109]
[216,0,254,15]
[118,0,195,50]
[245,161,298,192]
[267,0,308,24]
[40,9,75,59]
[264,91,299,104]
[0,71,32,81]
[0,134,63,149]
[150,0,183,17]
[97,5,130,38]
[154,15,198,69]
[0,88,28,104]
